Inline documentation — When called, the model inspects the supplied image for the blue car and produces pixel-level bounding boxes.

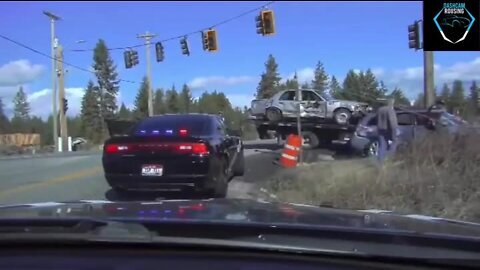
[349,108,471,157]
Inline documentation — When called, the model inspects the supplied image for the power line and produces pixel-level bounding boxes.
[0,33,140,84]
[70,1,275,52]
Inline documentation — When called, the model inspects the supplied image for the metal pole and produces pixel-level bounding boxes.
[295,85,303,165]
[423,51,435,108]
[146,39,153,117]
[137,31,157,117]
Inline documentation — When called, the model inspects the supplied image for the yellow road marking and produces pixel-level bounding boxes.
[0,166,103,198]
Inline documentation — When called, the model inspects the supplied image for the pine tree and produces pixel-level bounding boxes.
[0,97,10,133]
[341,70,359,101]
[80,80,102,142]
[92,39,120,120]
[166,85,179,113]
[300,82,310,89]
[468,81,479,115]
[133,76,149,119]
[256,54,281,99]
[390,87,410,106]
[180,83,193,113]
[329,76,342,99]
[358,69,380,104]
[413,93,424,107]
[118,103,131,119]
[278,81,288,91]
[450,80,465,115]
[377,81,388,97]
[285,73,299,90]
[439,83,451,111]
[154,88,165,115]
[12,86,30,120]
[311,61,329,94]
[11,86,30,132]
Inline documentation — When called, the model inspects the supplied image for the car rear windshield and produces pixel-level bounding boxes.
[132,115,212,137]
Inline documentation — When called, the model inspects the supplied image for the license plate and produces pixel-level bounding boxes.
[141,164,163,176]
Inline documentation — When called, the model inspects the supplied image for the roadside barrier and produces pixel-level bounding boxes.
[278,134,301,168]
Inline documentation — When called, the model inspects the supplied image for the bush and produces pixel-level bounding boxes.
[261,132,480,223]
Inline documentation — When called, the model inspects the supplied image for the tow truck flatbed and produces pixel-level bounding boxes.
[250,117,361,149]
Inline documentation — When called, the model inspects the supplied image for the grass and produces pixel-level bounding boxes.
[260,132,480,223]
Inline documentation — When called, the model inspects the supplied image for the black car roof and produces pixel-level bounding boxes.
[148,113,218,120]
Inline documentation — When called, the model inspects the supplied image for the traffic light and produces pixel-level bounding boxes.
[180,37,190,56]
[155,42,164,62]
[202,29,218,52]
[255,13,264,35]
[130,50,139,66]
[256,10,276,36]
[262,10,275,35]
[408,20,421,50]
[63,98,68,114]
[124,50,133,69]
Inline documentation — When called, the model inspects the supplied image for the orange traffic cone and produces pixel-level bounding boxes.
[278,134,301,168]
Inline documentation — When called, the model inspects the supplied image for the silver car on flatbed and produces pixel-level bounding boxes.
[249,89,372,125]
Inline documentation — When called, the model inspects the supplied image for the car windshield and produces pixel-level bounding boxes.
[1,1,480,251]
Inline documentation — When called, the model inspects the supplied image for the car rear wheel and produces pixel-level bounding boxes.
[333,108,352,125]
[266,108,282,123]
[233,150,245,177]
[211,158,228,198]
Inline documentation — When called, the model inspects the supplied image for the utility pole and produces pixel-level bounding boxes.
[137,31,157,117]
[424,51,435,108]
[43,11,61,152]
[57,45,68,151]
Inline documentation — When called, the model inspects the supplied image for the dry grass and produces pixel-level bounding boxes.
[261,132,480,222]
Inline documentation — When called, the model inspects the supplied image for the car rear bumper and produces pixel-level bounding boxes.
[105,173,213,192]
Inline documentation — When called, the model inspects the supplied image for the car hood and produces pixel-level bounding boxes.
[0,199,480,238]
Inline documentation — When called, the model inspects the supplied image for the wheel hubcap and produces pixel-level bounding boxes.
[368,141,379,156]
[302,136,311,147]
[337,113,348,123]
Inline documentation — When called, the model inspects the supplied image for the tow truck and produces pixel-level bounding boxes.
[248,89,373,149]
[249,114,364,150]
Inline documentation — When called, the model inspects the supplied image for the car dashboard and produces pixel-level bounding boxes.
[0,245,466,270]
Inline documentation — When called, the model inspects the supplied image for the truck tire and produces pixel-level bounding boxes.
[301,131,320,150]
[333,108,352,125]
[257,127,269,139]
[266,108,282,123]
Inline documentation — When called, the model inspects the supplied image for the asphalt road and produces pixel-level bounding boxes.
[0,140,285,205]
